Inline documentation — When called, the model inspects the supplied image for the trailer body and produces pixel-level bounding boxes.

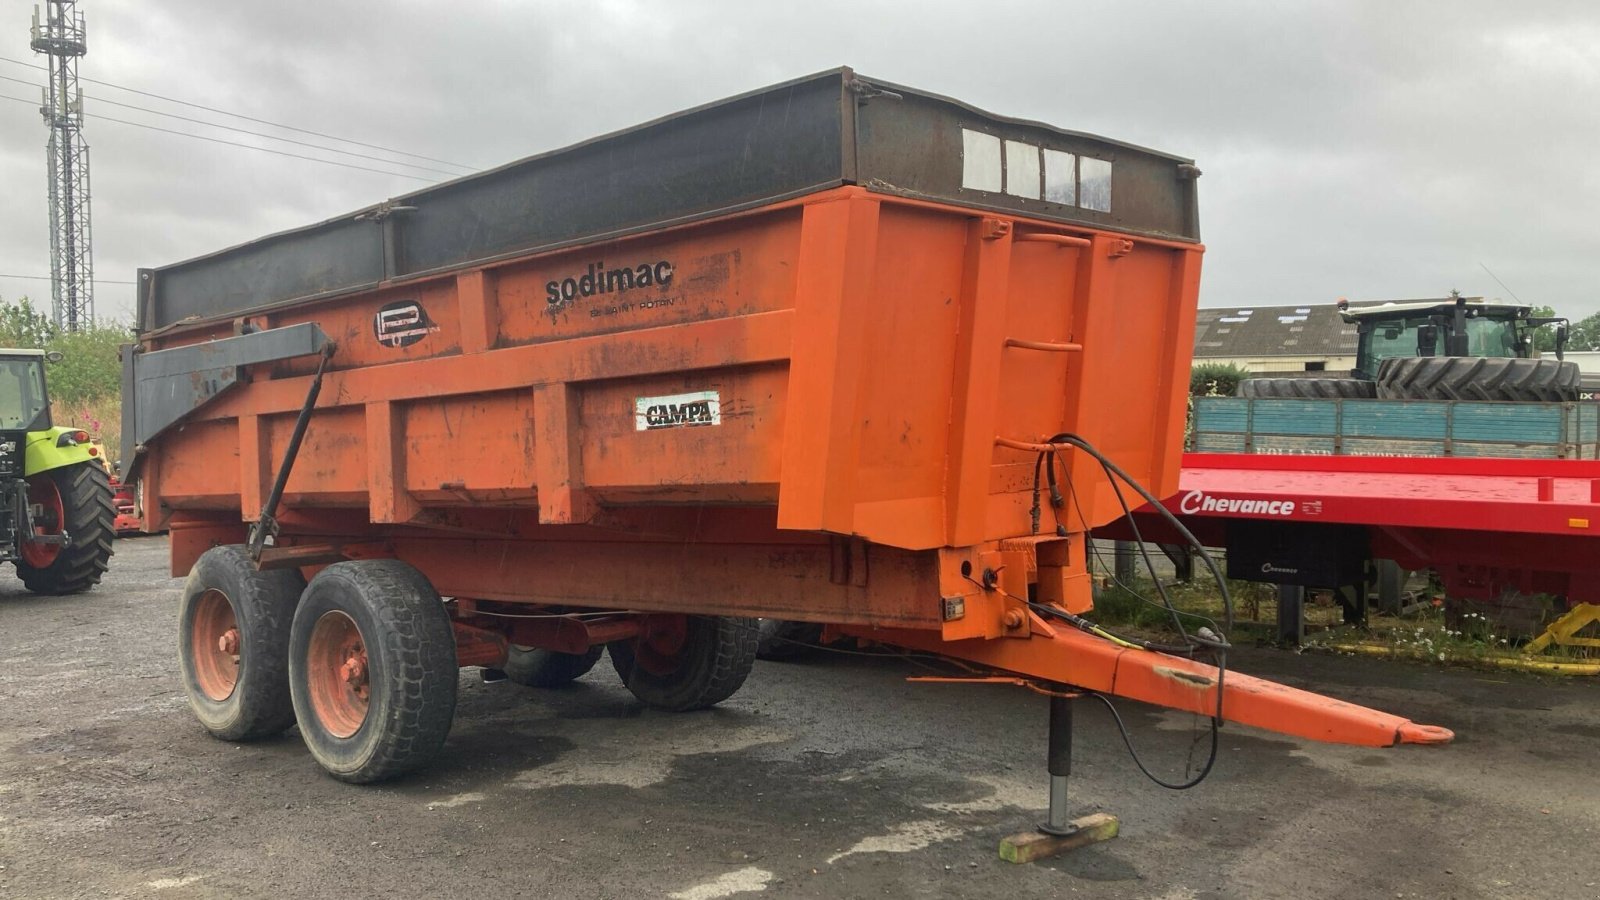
[129,70,1446,791]
[1191,396,1600,459]
[128,68,1202,635]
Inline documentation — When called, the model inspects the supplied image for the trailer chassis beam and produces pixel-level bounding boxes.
[847,613,1454,748]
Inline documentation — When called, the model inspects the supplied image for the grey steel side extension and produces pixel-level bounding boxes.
[120,323,331,477]
[136,67,1200,333]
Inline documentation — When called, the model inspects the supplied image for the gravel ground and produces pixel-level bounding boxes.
[1,535,1596,899]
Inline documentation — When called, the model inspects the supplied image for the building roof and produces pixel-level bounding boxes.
[1192,303,1355,359]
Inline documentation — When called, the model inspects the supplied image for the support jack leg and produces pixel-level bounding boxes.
[1277,583,1305,646]
[1000,689,1119,864]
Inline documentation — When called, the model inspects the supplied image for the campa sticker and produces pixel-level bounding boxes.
[374,300,439,348]
[635,391,720,431]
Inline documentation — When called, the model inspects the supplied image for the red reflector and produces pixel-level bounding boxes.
[87,447,99,456]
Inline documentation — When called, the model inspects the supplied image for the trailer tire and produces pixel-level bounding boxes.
[503,645,604,687]
[16,462,116,595]
[1235,377,1376,400]
[289,560,458,783]
[609,614,757,711]
[1376,357,1581,402]
[754,619,824,661]
[179,545,306,741]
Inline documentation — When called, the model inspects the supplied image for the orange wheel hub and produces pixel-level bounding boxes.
[633,615,689,676]
[306,610,370,738]
[191,589,240,701]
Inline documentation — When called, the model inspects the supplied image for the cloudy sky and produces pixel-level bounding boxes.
[1,1,1597,324]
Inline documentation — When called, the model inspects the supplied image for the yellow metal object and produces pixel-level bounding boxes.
[1327,641,1600,676]
[1525,603,1600,654]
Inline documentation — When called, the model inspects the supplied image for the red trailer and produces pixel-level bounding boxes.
[1118,452,1600,638]
[109,475,142,535]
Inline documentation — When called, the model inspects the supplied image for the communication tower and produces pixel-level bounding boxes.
[30,1,94,331]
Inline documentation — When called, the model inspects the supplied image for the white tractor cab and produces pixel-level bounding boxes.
[1344,294,1569,379]
[1238,292,1580,402]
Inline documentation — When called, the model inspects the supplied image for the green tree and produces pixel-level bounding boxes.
[1566,310,1600,352]
[0,295,57,348]
[0,296,130,400]
[1190,362,1250,396]
[47,323,132,406]
[1528,305,1600,353]
[1526,305,1560,353]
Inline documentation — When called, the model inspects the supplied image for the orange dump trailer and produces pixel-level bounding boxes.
[124,69,1446,823]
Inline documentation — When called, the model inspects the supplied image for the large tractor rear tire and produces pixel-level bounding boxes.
[289,560,458,784]
[1236,378,1376,399]
[503,645,604,687]
[1376,357,1581,402]
[609,614,757,711]
[16,462,115,595]
[179,545,306,741]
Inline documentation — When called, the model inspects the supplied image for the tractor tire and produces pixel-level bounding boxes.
[1376,357,1581,402]
[1444,591,1559,642]
[1370,559,1410,615]
[289,560,458,784]
[754,619,824,661]
[179,545,306,741]
[15,462,115,595]
[503,645,604,687]
[1236,378,1376,400]
[609,614,757,711]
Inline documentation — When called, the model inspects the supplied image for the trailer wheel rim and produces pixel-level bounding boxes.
[20,474,64,568]
[191,589,240,701]
[306,610,370,739]
[633,615,689,677]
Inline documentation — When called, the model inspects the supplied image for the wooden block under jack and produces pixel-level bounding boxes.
[998,813,1120,864]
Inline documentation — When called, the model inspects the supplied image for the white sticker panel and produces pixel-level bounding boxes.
[635,390,722,431]
[1004,140,1041,199]
[1079,157,1113,212]
[1043,148,1077,205]
[961,129,1002,192]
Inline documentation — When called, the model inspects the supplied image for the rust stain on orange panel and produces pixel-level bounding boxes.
[401,392,536,502]
[192,312,796,419]
[265,406,367,502]
[238,415,268,520]
[776,194,880,534]
[457,269,499,354]
[493,210,801,348]
[156,419,241,510]
[579,365,786,503]
[531,381,596,525]
[366,401,422,524]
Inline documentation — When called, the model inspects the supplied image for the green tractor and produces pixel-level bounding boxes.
[1238,292,1580,401]
[0,349,114,594]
